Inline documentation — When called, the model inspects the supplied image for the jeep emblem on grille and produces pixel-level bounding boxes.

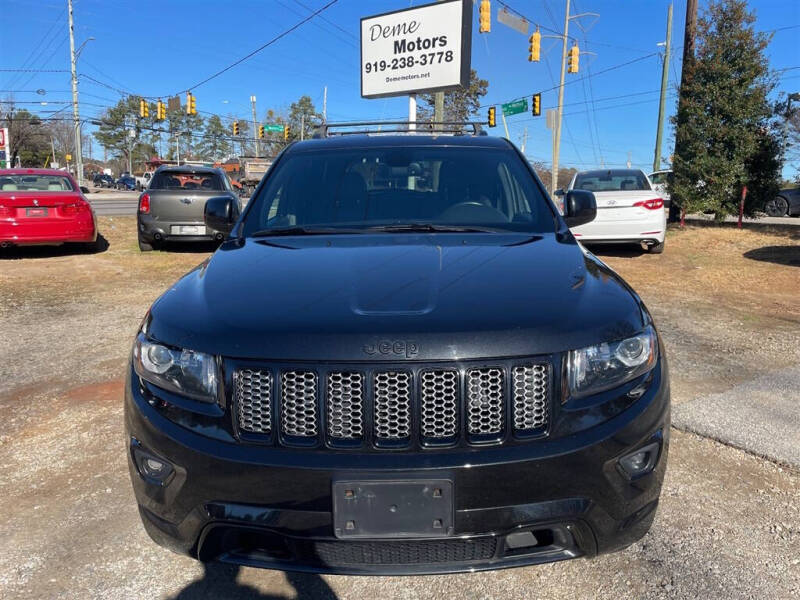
[363,340,419,358]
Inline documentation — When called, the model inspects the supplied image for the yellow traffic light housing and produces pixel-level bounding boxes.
[139,99,149,118]
[258,125,265,139]
[232,121,240,136]
[487,106,496,128]
[156,100,165,121]
[532,93,541,117]
[529,28,541,62]
[479,0,491,33]
[186,92,197,115]
[283,125,289,140]
[568,44,579,73]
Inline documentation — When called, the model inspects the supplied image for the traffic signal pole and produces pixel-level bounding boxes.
[653,2,673,172]
[250,95,260,157]
[551,0,571,196]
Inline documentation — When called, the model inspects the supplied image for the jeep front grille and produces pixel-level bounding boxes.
[233,361,551,448]
[234,369,272,434]
[280,371,318,437]
[327,372,364,439]
[374,371,412,440]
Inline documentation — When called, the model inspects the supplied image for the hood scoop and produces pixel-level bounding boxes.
[350,244,440,315]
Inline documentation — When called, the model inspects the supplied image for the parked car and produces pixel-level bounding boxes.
[136,165,239,251]
[125,130,670,574]
[0,168,97,248]
[116,175,136,190]
[764,187,800,217]
[93,173,114,188]
[562,168,667,253]
[135,171,154,191]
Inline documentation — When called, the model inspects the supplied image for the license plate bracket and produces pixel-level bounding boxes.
[171,225,204,235]
[332,479,453,539]
[26,207,48,217]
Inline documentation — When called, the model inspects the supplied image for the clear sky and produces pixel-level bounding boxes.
[2,0,799,177]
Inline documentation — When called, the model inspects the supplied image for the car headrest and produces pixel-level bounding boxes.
[48,184,63,191]
[2,184,18,191]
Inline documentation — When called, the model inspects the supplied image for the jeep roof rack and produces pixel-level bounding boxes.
[312,121,488,138]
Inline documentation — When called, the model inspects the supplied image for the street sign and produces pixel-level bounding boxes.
[360,0,472,99]
[502,99,528,116]
[546,109,557,130]
[497,7,529,35]
[262,124,284,133]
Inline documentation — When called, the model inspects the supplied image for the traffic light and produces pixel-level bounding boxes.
[232,121,240,136]
[186,92,197,115]
[487,106,496,128]
[479,0,490,33]
[258,125,265,139]
[283,125,289,140]
[139,99,149,118]
[156,100,165,121]
[529,28,541,62]
[568,44,579,73]
[532,93,541,117]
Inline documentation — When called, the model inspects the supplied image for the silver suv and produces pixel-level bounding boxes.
[136,165,239,251]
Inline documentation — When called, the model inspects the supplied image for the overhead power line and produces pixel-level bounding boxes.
[162,0,340,97]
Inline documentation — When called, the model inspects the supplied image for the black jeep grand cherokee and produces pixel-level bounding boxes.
[125,132,669,575]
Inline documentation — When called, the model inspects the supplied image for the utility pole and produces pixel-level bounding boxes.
[250,95,260,157]
[521,127,528,154]
[301,114,305,141]
[680,0,698,88]
[551,0,571,196]
[653,2,673,172]
[408,94,416,131]
[68,0,83,185]
[323,86,328,122]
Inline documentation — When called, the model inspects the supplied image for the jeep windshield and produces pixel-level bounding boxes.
[241,146,555,236]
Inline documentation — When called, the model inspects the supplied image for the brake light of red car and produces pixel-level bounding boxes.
[62,202,88,216]
[139,193,150,214]
[633,198,664,210]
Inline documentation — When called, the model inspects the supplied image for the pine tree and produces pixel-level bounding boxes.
[670,0,782,219]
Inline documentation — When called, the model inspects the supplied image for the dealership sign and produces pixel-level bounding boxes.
[0,128,8,168]
[360,0,471,99]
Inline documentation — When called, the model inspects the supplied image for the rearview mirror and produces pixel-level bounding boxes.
[204,196,239,235]
[563,190,597,228]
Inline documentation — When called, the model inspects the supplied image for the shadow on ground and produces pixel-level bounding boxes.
[153,240,221,254]
[0,233,109,259]
[169,563,338,600]
[582,243,647,258]
[743,245,800,267]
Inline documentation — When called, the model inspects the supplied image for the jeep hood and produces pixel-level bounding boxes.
[148,233,648,361]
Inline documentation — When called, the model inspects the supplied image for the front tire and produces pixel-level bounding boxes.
[765,196,789,217]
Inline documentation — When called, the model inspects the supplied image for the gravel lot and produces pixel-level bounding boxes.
[1,220,798,599]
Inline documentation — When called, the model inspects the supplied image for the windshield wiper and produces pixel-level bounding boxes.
[367,223,506,233]
[250,226,366,237]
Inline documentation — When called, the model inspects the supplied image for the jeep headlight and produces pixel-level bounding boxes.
[133,334,218,402]
[567,326,658,398]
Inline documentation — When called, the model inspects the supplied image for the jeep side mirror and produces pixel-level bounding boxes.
[563,189,597,228]
[554,188,565,197]
[204,196,238,235]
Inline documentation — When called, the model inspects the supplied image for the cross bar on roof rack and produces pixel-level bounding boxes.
[312,121,488,138]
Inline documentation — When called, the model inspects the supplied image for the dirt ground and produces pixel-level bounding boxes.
[1,219,798,599]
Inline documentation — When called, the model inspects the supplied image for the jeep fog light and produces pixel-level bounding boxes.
[133,446,174,485]
[619,442,660,478]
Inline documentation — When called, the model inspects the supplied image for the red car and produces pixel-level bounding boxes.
[0,169,98,248]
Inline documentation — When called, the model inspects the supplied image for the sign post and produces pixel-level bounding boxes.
[361,0,471,129]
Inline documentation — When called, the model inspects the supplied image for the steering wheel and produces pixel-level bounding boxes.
[437,201,508,223]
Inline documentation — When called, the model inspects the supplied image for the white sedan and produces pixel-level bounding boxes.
[561,168,667,254]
